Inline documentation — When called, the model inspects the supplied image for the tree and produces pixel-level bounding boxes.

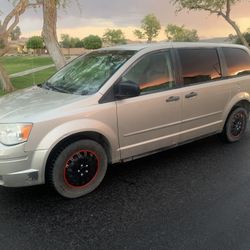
[165,24,199,42]
[42,0,66,70]
[235,32,250,46]
[72,37,82,48]
[10,26,21,40]
[60,34,72,55]
[60,34,83,55]
[227,33,237,42]
[133,29,145,40]
[139,14,161,43]
[75,39,84,48]
[61,34,83,48]
[0,0,33,92]
[26,36,44,54]
[172,0,249,48]
[61,34,71,48]
[0,0,68,93]
[82,35,102,49]
[103,29,126,45]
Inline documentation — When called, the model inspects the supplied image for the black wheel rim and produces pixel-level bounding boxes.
[64,150,99,188]
[230,111,246,137]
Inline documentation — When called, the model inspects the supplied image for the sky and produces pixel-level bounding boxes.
[1,0,250,41]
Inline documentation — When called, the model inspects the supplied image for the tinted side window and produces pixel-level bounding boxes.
[178,49,222,85]
[222,48,250,77]
[122,51,175,94]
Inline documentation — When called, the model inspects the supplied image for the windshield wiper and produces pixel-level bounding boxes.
[49,85,71,94]
[40,82,71,94]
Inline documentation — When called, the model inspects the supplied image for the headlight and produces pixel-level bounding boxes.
[0,124,33,146]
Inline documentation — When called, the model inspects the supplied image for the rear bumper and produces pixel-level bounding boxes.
[0,143,47,187]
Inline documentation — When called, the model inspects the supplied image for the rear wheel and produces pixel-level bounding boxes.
[221,107,248,143]
[48,140,107,199]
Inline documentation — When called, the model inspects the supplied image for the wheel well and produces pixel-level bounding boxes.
[45,132,112,183]
[224,100,250,129]
[232,100,250,112]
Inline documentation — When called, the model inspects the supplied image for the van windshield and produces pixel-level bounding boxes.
[42,50,135,95]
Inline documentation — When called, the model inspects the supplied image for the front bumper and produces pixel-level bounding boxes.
[0,143,47,187]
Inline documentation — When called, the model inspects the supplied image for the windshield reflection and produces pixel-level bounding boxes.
[41,50,135,95]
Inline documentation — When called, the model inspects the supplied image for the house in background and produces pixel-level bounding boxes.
[8,37,29,55]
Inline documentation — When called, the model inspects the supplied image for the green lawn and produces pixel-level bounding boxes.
[0,56,54,75]
[0,67,57,96]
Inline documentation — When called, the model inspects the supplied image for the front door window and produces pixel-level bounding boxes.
[122,51,176,94]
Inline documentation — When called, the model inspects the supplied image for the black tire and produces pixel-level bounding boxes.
[221,107,248,143]
[47,140,107,199]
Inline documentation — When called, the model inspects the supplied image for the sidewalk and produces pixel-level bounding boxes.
[10,64,55,78]
[9,56,77,79]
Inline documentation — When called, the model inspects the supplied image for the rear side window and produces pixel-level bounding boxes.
[222,48,250,77]
[178,48,222,85]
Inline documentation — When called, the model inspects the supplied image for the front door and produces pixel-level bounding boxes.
[116,50,182,160]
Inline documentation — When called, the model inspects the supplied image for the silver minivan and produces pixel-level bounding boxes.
[0,42,250,198]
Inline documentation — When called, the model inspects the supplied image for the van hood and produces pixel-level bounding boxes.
[0,86,85,123]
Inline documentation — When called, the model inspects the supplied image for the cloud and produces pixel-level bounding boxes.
[2,0,250,40]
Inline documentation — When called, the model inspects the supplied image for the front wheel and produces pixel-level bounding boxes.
[47,140,108,199]
[221,107,248,143]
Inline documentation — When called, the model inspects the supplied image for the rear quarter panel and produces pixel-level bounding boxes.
[222,76,250,123]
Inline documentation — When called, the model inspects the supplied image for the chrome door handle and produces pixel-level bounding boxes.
[166,96,180,102]
[185,92,198,99]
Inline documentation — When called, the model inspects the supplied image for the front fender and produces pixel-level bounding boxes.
[31,118,120,163]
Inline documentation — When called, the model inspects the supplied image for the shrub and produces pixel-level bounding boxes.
[82,35,102,49]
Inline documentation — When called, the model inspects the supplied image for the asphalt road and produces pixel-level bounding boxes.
[1,127,250,250]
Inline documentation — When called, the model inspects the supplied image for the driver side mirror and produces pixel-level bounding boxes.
[115,80,140,100]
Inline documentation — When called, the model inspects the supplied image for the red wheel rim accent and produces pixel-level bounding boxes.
[64,150,100,188]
